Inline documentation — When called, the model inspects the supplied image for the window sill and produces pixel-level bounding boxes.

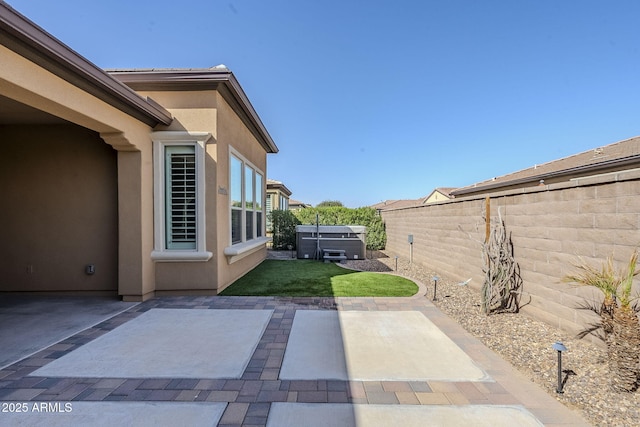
[151,250,213,263]
[224,237,271,264]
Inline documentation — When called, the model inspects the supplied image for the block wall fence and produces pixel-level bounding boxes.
[380,169,640,341]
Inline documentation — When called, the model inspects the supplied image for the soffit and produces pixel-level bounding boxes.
[0,93,68,125]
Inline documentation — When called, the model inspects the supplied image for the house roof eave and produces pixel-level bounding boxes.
[109,68,279,154]
[0,3,173,127]
[267,180,292,197]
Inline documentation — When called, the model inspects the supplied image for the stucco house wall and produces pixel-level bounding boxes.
[0,38,162,300]
[0,4,277,300]
[0,125,118,293]
[215,91,269,291]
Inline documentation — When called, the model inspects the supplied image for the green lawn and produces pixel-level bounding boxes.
[220,260,418,297]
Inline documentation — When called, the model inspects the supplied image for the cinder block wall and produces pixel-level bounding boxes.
[381,169,640,340]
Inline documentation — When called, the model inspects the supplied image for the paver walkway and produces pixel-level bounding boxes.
[0,295,591,426]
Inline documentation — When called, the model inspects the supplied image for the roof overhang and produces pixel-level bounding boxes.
[109,68,279,154]
[267,180,292,196]
[0,3,172,127]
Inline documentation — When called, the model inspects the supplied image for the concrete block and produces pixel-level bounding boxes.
[516,247,548,263]
[527,295,577,324]
[515,236,562,252]
[561,240,595,258]
[576,228,616,245]
[523,281,563,303]
[519,304,561,330]
[511,225,551,240]
[595,213,638,230]
[617,195,640,213]
[611,230,640,246]
[579,198,616,214]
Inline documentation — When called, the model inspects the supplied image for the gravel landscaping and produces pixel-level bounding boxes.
[343,251,640,427]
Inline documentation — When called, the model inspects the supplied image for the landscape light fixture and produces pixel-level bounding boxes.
[395,256,398,271]
[552,341,567,393]
[432,276,439,301]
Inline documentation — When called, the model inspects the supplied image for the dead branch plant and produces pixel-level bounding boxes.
[480,208,522,314]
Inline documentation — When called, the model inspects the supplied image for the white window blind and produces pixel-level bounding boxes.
[166,146,196,249]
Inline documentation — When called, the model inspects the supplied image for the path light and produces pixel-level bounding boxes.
[395,256,398,271]
[432,276,439,301]
[552,341,567,393]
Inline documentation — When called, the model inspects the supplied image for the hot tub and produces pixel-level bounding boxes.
[295,225,366,261]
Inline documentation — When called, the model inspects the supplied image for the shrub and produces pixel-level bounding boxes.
[270,209,300,249]
[564,251,640,392]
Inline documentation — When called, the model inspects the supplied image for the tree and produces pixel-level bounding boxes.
[316,200,343,207]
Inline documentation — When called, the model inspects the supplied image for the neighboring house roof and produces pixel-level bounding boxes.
[371,198,425,211]
[267,179,292,197]
[289,199,310,209]
[422,187,456,204]
[0,3,172,127]
[451,136,640,197]
[108,67,278,154]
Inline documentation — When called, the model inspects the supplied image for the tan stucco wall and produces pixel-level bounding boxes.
[134,90,220,293]
[215,92,268,292]
[381,170,640,342]
[1,45,271,297]
[1,45,159,300]
[0,125,118,293]
[130,90,269,294]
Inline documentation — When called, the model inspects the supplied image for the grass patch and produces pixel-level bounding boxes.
[220,260,418,297]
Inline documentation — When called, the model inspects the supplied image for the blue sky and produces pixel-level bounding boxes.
[7,0,640,207]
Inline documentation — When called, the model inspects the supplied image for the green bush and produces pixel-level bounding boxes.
[270,209,300,249]
[293,206,386,251]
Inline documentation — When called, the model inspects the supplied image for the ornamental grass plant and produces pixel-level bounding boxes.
[564,251,640,392]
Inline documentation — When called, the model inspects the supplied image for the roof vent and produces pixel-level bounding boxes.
[594,147,604,156]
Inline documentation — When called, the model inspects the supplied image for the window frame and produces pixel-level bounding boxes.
[225,149,269,263]
[165,145,197,250]
[151,131,213,262]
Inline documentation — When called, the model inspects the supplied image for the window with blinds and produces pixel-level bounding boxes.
[166,146,196,249]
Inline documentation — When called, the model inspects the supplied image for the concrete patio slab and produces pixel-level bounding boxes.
[30,308,272,378]
[0,295,137,370]
[267,403,544,427]
[0,401,225,426]
[280,311,489,381]
[0,296,591,426]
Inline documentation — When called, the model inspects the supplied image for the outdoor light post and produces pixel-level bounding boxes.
[432,276,439,301]
[552,341,567,393]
